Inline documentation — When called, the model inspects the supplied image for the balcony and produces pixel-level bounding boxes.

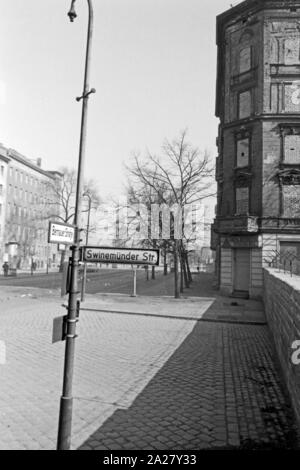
[215,216,259,234]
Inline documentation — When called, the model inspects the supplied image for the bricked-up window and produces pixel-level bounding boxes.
[237,138,249,167]
[280,242,300,260]
[284,82,300,112]
[239,90,251,119]
[283,185,300,217]
[235,187,249,215]
[284,38,300,65]
[284,135,300,164]
[239,47,251,74]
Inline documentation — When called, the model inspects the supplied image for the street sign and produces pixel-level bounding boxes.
[81,246,160,266]
[52,315,67,344]
[48,222,75,245]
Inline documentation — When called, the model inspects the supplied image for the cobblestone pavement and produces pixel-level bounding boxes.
[0,282,299,450]
[0,289,213,450]
[78,320,299,450]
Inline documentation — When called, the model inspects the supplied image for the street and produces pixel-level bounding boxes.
[0,272,298,450]
[0,269,216,297]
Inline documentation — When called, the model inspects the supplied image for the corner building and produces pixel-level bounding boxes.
[213,0,300,298]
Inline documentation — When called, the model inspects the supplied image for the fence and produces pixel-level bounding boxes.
[264,250,300,277]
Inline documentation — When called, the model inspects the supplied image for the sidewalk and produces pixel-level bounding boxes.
[0,279,299,450]
[78,293,299,450]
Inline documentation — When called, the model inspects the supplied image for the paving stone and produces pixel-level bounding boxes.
[0,287,299,450]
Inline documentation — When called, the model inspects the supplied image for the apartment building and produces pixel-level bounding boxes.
[0,143,62,270]
[212,0,300,298]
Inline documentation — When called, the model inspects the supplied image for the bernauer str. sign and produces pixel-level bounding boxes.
[48,221,75,245]
[81,246,160,266]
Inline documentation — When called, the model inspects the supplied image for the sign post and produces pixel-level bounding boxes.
[131,267,137,297]
[81,246,160,266]
[80,246,160,299]
[48,222,75,245]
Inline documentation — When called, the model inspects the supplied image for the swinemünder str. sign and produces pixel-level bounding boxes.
[81,246,160,266]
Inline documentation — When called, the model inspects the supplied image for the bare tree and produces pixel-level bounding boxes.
[126,130,215,298]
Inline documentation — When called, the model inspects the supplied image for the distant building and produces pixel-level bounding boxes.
[0,143,62,270]
[212,0,300,298]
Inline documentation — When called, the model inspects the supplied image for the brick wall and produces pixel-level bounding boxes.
[264,268,300,424]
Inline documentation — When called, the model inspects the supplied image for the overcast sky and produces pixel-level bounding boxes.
[0,0,236,197]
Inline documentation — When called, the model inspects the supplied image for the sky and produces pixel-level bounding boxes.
[0,0,237,198]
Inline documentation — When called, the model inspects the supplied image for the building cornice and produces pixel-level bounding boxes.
[217,1,300,44]
[7,148,56,179]
[0,154,11,164]
[219,114,300,131]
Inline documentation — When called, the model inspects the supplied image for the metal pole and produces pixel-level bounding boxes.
[81,193,91,301]
[57,0,95,451]
[131,267,137,297]
[46,245,49,275]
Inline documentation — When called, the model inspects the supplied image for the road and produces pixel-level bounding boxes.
[0,269,217,297]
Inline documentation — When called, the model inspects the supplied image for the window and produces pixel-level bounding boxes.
[284,38,300,65]
[237,138,250,167]
[283,185,300,217]
[280,241,300,259]
[239,46,251,74]
[0,166,4,176]
[0,184,3,196]
[236,187,249,215]
[284,134,300,163]
[239,90,252,119]
[284,82,300,112]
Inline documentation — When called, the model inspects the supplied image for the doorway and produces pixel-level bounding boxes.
[234,248,250,294]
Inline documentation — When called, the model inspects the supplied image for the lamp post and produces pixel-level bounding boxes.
[57,0,95,451]
[81,191,92,302]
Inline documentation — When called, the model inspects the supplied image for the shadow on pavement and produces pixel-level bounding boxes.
[78,311,299,450]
